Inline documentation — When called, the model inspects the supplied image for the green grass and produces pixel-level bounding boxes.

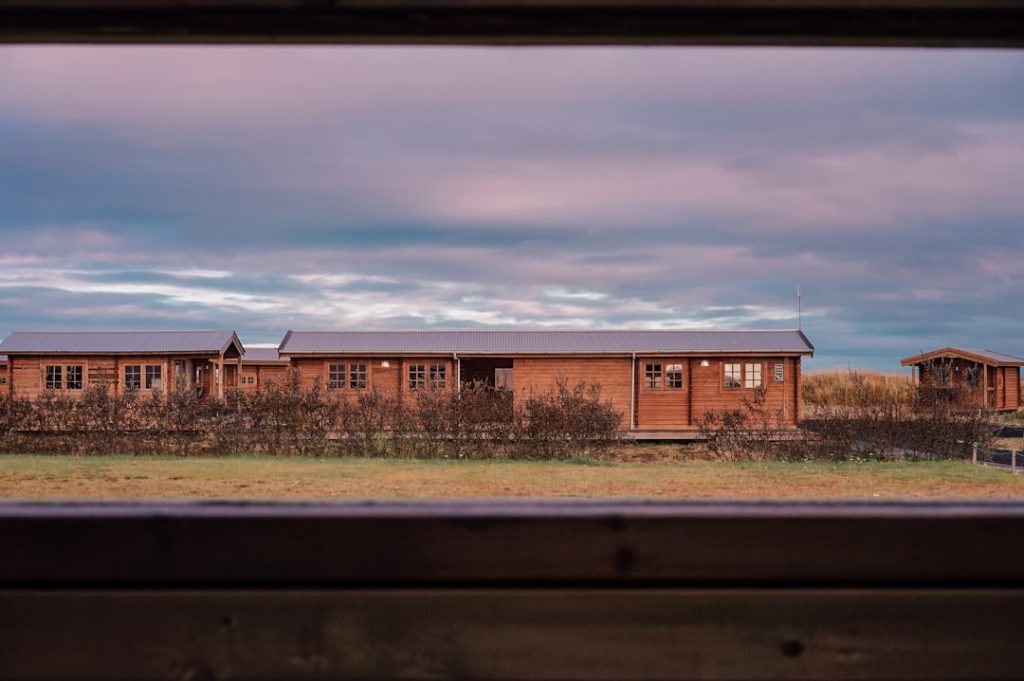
[1,454,1023,499]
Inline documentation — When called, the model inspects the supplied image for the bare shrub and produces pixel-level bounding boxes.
[515,379,623,459]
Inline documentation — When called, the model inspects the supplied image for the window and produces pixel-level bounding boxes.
[241,375,256,386]
[666,364,683,389]
[429,363,446,389]
[0,377,6,385]
[327,363,344,389]
[349,363,367,389]
[408,364,426,389]
[774,363,785,382]
[45,365,62,390]
[146,365,163,390]
[745,363,762,389]
[124,365,141,391]
[965,365,981,388]
[724,363,742,389]
[644,363,662,389]
[66,365,84,390]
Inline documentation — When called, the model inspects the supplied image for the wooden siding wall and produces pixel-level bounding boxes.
[291,357,456,402]
[239,365,289,391]
[513,357,632,428]
[8,355,208,400]
[636,358,690,429]
[687,357,800,428]
[289,355,805,429]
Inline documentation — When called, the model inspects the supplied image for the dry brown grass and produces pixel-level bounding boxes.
[2,454,1023,499]
[803,370,915,413]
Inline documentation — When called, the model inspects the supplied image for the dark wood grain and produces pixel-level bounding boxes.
[2,500,1024,585]
[1,0,1023,46]
[3,588,1023,679]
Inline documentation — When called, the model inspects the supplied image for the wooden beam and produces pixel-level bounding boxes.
[4,588,1024,679]
[2,500,1024,585]
[1,0,1023,46]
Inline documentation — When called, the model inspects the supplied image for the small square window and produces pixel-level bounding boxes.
[429,363,446,389]
[724,363,742,389]
[644,363,662,389]
[328,363,345,389]
[349,363,367,389]
[666,364,683,389]
[124,365,141,391]
[745,363,762,389]
[66,365,84,390]
[146,365,163,390]
[45,365,62,390]
[409,364,426,390]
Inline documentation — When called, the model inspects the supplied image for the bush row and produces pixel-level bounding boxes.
[0,370,623,459]
[698,371,997,461]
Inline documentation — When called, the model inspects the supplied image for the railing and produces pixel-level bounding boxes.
[2,500,1024,679]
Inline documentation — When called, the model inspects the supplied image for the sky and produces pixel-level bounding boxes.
[0,46,1022,370]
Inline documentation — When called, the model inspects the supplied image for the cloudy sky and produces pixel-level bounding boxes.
[1,46,1022,369]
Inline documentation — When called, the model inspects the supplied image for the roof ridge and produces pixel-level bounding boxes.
[286,328,803,334]
[11,329,231,334]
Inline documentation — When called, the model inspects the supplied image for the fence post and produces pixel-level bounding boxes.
[972,442,978,464]
[1013,450,1018,474]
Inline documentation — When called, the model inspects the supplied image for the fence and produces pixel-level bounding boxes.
[972,442,1023,474]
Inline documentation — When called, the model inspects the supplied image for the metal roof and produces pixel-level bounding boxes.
[279,329,814,356]
[240,347,288,364]
[0,330,243,356]
[901,347,1024,367]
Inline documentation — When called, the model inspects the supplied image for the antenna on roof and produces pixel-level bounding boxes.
[797,284,802,330]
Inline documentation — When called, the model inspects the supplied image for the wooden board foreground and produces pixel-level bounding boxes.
[2,500,1024,679]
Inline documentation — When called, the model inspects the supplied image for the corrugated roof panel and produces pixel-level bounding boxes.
[0,330,240,355]
[279,330,814,355]
[955,348,1024,364]
[241,347,288,363]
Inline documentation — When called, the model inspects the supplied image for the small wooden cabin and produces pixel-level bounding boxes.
[901,347,1023,411]
[238,347,290,390]
[278,329,815,432]
[0,330,245,400]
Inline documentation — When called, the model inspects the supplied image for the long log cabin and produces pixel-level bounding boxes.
[901,347,1023,411]
[277,329,815,432]
[0,330,245,400]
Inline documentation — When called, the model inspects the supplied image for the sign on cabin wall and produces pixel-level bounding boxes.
[774,363,784,382]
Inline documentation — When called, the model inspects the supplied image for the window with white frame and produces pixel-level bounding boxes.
[45,365,62,390]
[124,365,141,391]
[723,363,742,389]
[745,363,763,388]
[146,365,163,390]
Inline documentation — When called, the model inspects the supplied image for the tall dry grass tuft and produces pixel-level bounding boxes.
[803,370,915,416]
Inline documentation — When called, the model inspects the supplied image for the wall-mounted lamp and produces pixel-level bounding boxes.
[380,361,390,368]
[700,360,710,367]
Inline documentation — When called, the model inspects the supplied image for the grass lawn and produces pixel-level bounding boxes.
[1,453,1023,499]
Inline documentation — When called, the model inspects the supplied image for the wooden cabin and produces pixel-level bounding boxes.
[901,347,1023,411]
[0,330,245,400]
[237,347,291,390]
[277,329,815,432]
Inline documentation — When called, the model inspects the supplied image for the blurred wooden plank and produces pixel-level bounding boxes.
[2,500,1024,585]
[2,588,1022,680]
[1,0,1023,46]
